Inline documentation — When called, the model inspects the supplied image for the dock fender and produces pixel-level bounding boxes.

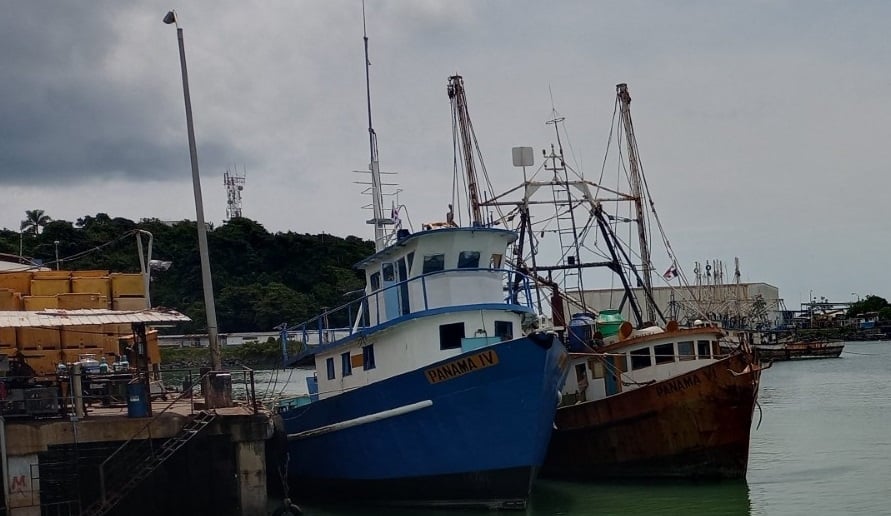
[529,331,554,349]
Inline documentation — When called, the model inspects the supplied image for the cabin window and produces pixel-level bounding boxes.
[494,321,513,341]
[439,322,465,350]
[363,345,376,370]
[406,252,415,273]
[370,272,381,291]
[587,358,605,379]
[490,253,503,268]
[697,340,712,359]
[423,254,445,274]
[575,363,587,383]
[678,341,695,361]
[458,251,480,269]
[326,357,335,380]
[654,343,675,364]
[630,348,652,371]
[382,263,395,282]
[341,352,352,376]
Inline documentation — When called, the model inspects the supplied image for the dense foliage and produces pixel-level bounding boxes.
[0,212,374,334]
[847,295,891,320]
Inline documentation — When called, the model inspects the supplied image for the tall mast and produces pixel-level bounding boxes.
[447,75,484,227]
[617,83,655,323]
[363,5,389,251]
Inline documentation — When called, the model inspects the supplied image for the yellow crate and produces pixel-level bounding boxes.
[0,328,16,348]
[102,323,133,337]
[16,328,61,350]
[0,290,23,311]
[71,277,112,298]
[71,270,109,278]
[110,273,145,298]
[31,278,70,296]
[23,296,59,311]
[113,297,148,311]
[0,272,33,295]
[57,293,108,310]
[61,325,104,349]
[20,349,65,376]
[32,271,71,280]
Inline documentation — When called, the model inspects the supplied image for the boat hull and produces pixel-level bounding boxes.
[542,351,760,479]
[280,334,567,509]
[754,342,844,361]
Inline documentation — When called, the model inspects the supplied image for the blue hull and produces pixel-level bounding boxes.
[279,333,567,509]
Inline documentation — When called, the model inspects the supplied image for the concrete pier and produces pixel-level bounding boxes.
[0,399,274,516]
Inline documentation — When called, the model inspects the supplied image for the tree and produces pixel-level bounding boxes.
[20,209,51,235]
[847,295,889,317]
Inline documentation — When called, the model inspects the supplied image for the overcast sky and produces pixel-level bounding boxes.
[2,1,890,308]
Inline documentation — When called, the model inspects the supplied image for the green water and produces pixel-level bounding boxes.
[261,341,891,516]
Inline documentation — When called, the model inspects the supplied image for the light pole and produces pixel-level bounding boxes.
[53,241,60,270]
[163,10,221,371]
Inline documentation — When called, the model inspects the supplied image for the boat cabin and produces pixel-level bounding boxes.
[297,227,536,401]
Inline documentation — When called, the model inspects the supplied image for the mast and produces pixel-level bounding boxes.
[363,5,390,251]
[617,83,656,323]
[447,75,484,227]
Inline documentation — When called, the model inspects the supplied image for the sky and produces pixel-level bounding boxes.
[2,1,890,309]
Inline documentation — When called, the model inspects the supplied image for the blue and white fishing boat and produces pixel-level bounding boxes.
[276,25,568,510]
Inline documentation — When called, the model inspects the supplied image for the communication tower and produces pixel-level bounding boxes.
[223,168,246,220]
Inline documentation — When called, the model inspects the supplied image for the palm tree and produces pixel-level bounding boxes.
[20,209,51,235]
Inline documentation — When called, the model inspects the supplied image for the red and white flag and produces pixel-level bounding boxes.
[663,264,678,280]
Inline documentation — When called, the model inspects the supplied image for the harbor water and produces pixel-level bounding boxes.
[255,341,891,516]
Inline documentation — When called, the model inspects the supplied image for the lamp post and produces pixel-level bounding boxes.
[163,10,221,371]
[53,241,60,270]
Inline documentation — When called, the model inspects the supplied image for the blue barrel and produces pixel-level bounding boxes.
[567,313,596,352]
[127,382,149,418]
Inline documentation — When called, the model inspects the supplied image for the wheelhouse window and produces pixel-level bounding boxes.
[382,263,395,281]
[490,253,503,268]
[363,345,376,370]
[678,341,695,361]
[458,251,480,269]
[423,254,445,274]
[439,322,465,350]
[370,272,381,291]
[341,352,352,376]
[406,252,415,273]
[494,320,513,341]
[587,358,605,379]
[654,343,675,364]
[697,340,712,359]
[326,357,335,380]
[630,348,652,371]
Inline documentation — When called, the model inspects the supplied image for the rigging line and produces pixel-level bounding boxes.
[55,229,141,265]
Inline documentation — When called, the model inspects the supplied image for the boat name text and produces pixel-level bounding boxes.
[425,350,500,384]
[655,374,701,397]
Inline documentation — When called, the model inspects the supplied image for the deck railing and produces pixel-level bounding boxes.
[287,268,534,355]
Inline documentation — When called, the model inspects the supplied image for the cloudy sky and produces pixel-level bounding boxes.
[2,1,890,308]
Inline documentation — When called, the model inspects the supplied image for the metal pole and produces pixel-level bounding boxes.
[54,240,60,270]
[169,15,221,370]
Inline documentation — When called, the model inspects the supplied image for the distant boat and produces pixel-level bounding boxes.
[753,339,845,361]
[276,68,568,508]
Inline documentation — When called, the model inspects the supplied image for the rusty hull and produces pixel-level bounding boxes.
[542,351,761,479]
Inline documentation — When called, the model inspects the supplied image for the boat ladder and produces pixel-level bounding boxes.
[80,410,216,516]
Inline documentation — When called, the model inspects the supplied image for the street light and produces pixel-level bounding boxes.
[851,292,860,303]
[53,240,60,270]
[163,10,221,371]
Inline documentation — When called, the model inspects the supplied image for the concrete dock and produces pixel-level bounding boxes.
[1,395,275,516]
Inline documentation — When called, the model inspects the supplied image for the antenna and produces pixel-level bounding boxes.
[360,1,394,251]
[224,166,246,220]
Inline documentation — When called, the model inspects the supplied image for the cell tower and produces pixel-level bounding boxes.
[223,167,246,220]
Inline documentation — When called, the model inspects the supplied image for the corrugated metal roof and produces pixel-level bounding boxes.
[0,308,191,328]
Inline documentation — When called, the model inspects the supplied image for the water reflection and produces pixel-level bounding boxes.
[285,480,751,516]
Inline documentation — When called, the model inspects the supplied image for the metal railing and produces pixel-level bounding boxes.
[288,267,534,355]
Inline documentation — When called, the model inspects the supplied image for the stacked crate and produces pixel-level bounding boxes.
[0,289,23,353]
[110,273,147,310]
